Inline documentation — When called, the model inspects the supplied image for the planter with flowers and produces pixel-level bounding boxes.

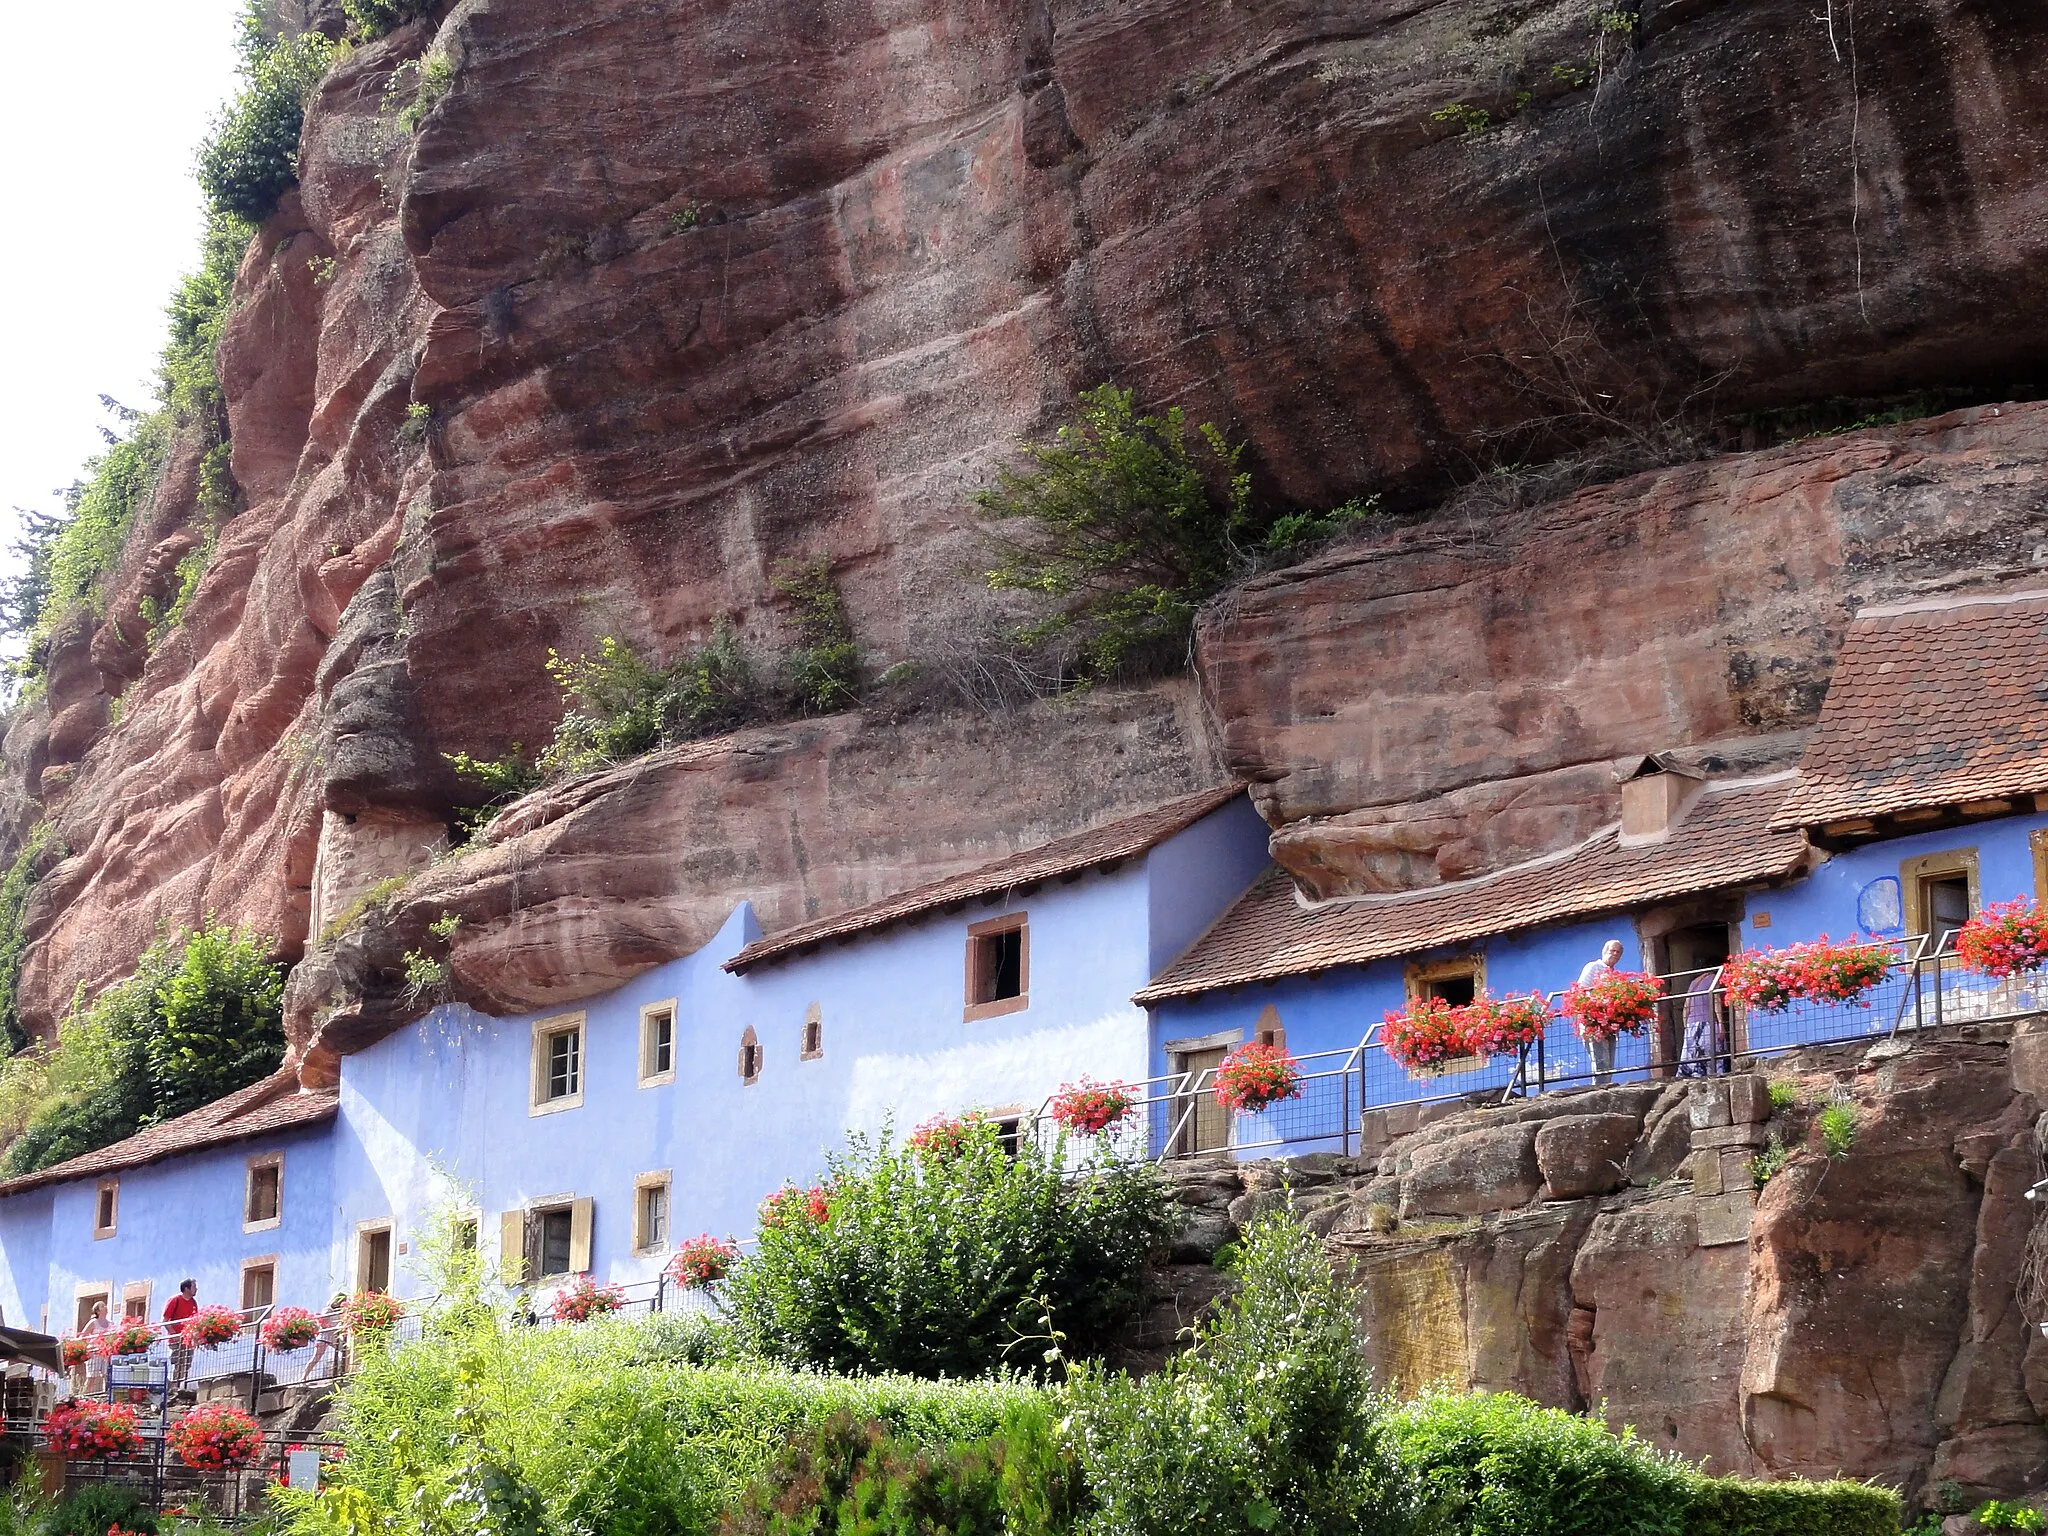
[167,1403,261,1471]
[261,1306,321,1353]
[1561,970,1666,1043]
[1213,1041,1303,1114]
[58,1337,90,1370]
[908,1113,986,1160]
[667,1235,738,1289]
[341,1291,404,1337]
[43,1401,140,1460]
[1959,899,2048,979]
[1460,993,1553,1060]
[1723,936,1891,1012]
[1381,997,1473,1073]
[1048,1078,1138,1137]
[549,1275,626,1323]
[759,1183,831,1230]
[180,1304,243,1351]
[92,1323,157,1361]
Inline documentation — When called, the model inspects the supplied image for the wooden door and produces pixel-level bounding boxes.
[1174,1047,1230,1155]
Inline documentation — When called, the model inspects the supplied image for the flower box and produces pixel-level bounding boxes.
[1723,936,1890,1012]
[92,1323,157,1360]
[1048,1078,1137,1136]
[760,1183,830,1229]
[667,1235,738,1289]
[58,1337,89,1370]
[342,1291,404,1336]
[549,1275,626,1323]
[167,1403,261,1471]
[1382,996,1469,1072]
[1561,971,1665,1043]
[1213,1041,1302,1114]
[261,1306,322,1352]
[1461,993,1552,1059]
[1958,899,2048,979]
[43,1401,140,1460]
[180,1304,244,1351]
[908,1113,985,1159]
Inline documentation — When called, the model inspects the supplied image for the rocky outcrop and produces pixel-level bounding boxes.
[1151,1026,2048,1507]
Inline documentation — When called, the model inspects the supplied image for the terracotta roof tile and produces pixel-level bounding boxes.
[726,784,1247,973]
[0,1071,338,1198]
[1774,589,2048,828]
[1135,777,1807,1004]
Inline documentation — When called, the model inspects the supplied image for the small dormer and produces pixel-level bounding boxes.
[1619,754,1706,847]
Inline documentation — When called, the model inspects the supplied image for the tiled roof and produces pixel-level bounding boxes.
[0,1070,338,1198]
[1772,588,2048,829]
[726,783,1247,973]
[1135,777,1807,1004]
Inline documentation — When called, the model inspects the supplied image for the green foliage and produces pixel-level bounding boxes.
[1766,1079,1797,1113]
[0,921,284,1175]
[342,0,438,43]
[1818,1100,1859,1158]
[1261,497,1381,555]
[1067,1210,1411,1536]
[773,558,860,713]
[670,203,707,234]
[1748,1135,1791,1189]
[428,911,462,942]
[977,384,1254,680]
[398,403,433,444]
[1598,7,1636,32]
[318,873,414,944]
[540,627,764,778]
[197,30,335,224]
[401,949,449,999]
[0,823,59,1054]
[1975,1501,2047,1532]
[726,1118,1178,1378]
[1431,103,1493,135]
[396,51,454,132]
[444,749,544,839]
[38,1486,155,1536]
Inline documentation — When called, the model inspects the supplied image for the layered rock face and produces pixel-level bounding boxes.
[1155,1027,2048,1503]
[8,0,2048,1044]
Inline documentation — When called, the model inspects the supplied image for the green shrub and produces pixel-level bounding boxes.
[1683,1476,1897,1536]
[197,31,335,224]
[1818,1099,1858,1158]
[0,824,59,1054]
[1975,1500,2048,1532]
[540,627,765,777]
[772,557,860,713]
[38,1484,156,1536]
[444,749,544,839]
[726,1118,1178,1378]
[342,0,438,42]
[1766,1079,1797,1112]
[1749,1135,1791,1188]
[1066,1210,1411,1536]
[1261,497,1381,555]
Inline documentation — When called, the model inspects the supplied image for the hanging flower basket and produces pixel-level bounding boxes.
[1561,971,1666,1043]
[180,1305,244,1351]
[549,1275,626,1323]
[57,1337,90,1370]
[1382,996,1471,1072]
[167,1403,261,1471]
[341,1291,404,1337]
[1958,899,2048,979]
[1723,937,1890,1012]
[908,1113,986,1160]
[92,1323,157,1361]
[1213,1041,1302,1114]
[759,1183,831,1230]
[43,1401,140,1460]
[1048,1078,1138,1136]
[1460,993,1552,1059]
[667,1235,738,1289]
[261,1306,322,1353]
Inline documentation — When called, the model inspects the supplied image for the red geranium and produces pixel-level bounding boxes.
[167,1402,261,1471]
[180,1304,243,1350]
[261,1306,321,1352]
[92,1323,157,1360]
[908,1113,986,1159]
[759,1183,830,1229]
[341,1291,403,1336]
[1461,993,1552,1059]
[1958,899,2048,979]
[43,1401,140,1460]
[1213,1041,1302,1114]
[1724,937,1890,1012]
[1382,996,1471,1072]
[57,1337,89,1370]
[1048,1078,1138,1136]
[667,1234,738,1289]
[548,1274,626,1323]
[1562,971,1665,1043]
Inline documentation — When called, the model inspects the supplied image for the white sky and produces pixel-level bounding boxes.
[0,1,243,561]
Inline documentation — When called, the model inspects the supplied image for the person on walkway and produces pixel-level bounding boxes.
[1676,967,1727,1079]
[301,1293,348,1385]
[78,1299,110,1397]
[163,1279,199,1393]
[1580,940,1626,1086]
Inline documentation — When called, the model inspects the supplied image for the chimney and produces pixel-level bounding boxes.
[1619,754,1706,846]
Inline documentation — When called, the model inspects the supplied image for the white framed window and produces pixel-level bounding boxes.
[639,999,676,1087]
[530,1012,586,1114]
[245,1152,283,1232]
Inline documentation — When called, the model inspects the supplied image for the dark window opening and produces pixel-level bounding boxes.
[802,1015,823,1059]
[455,1218,478,1251]
[247,1163,281,1224]
[1923,874,1973,950]
[95,1185,116,1233]
[242,1265,275,1312]
[1423,972,1476,1008]
[538,1209,574,1278]
[360,1229,392,1293]
[995,1117,1023,1157]
[739,1027,762,1083]
[639,1183,669,1250]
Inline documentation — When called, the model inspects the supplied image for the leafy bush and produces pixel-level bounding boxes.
[1066,1210,1411,1536]
[540,627,766,777]
[773,557,860,713]
[1974,1501,2048,1533]
[0,823,59,1054]
[1766,1079,1797,1113]
[342,0,438,42]
[1818,1100,1858,1158]
[197,31,334,224]
[37,1485,155,1536]
[726,1119,1178,1377]
[1,921,284,1174]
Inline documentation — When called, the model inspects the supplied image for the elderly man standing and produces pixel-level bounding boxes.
[1580,939,1626,1086]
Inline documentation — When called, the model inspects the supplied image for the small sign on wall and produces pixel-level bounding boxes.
[287,1448,322,1492]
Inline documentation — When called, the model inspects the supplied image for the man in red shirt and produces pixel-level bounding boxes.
[162,1279,199,1392]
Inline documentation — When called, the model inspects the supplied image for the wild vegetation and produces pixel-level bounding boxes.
[0,921,285,1176]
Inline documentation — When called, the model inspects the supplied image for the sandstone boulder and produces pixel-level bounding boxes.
[1402,1123,1543,1219]
[1534,1114,1639,1200]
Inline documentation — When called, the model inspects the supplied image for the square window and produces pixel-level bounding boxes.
[1405,956,1484,1011]
[530,1013,586,1114]
[639,1000,677,1087]
[634,1175,671,1253]
[93,1180,118,1239]
[964,914,1029,1021]
[246,1156,282,1230]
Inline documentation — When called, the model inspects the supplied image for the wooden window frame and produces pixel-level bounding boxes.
[632,1171,672,1255]
[244,1152,284,1233]
[963,912,1030,1022]
[529,1012,586,1115]
[638,998,677,1088]
[738,1025,762,1085]
[120,1280,152,1323]
[73,1284,112,1333]
[519,1195,593,1280]
[1403,954,1486,1009]
[800,1002,823,1061]
[239,1256,278,1314]
[93,1178,118,1240]
[354,1221,395,1294]
[1900,847,1980,946]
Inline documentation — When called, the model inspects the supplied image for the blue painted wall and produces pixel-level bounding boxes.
[0,1189,51,1332]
